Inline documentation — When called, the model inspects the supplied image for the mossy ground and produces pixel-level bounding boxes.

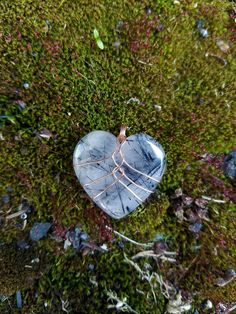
[0,0,235,313]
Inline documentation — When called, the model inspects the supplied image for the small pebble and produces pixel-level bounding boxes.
[189,223,202,233]
[30,222,51,241]
[145,6,152,15]
[154,234,164,241]
[38,128,52,140]
[199,28,208,38]
[117,241,124,249]
[202,299,213,310]
[195,198,208,208]
[2,195,10,204]
[64,238,72,250]
[75,227,81,235]
[225,268,236,279]
[100,243,108,251]
[113,41,121,48]
[17,240,30,250]
[183,196,193,206]
[72,239,81,249]
[88,263,95,271]
[16,290,22,309]
[175,188,183,197]
[23,82,29,89]
[80,232,88,241]
[68,230,76,242]
[154,104,161,111]
[223,150,236,179]
[216,39,230,53]
[196,20,205,30]
[126,97,140,104]
[175,208,184,222]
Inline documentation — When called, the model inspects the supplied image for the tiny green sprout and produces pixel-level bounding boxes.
[93,28,104,50]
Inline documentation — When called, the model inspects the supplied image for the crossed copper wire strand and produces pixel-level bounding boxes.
[74,138,160,202]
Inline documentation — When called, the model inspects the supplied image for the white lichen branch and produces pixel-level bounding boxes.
[132,250,177,263]
[165,292,192,314]
[106,290,139,313]
[105,226,153,248]
[124,254,175,302]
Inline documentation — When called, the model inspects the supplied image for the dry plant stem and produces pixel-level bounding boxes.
[105,225,153,248]
[205,52,227,66]
[124,254,157,303]
[132,250,177,263]
[5,208,27,220]
[137,60,153,66]
[60,298,70,313]
[178,255,199,283]
[22,219,27,230]
[202,195,226,203]
[124,254,175,302]
[228,304,236,313]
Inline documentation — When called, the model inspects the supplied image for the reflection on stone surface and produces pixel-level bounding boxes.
[73,130,166,219]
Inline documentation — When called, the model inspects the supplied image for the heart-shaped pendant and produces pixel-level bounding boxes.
[73,126,166,219]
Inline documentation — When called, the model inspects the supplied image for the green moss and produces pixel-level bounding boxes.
[0,0,235,311]
[0,243,47,296]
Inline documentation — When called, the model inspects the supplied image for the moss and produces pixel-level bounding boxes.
[0,0,235,311]
[0,243,47,296]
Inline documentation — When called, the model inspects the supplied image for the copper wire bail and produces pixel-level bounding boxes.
[118,124,128,143]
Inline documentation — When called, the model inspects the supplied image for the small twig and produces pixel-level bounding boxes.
[106,226,153,248]
[137,60,153,66]
[6,208,27,220]
[81,241,106,252]
[205,52,227,66]
[58,0,67,8]
[178,255,198,283]
[202,195,226,203]
[107,290,139,314]
[73,68,95,85]
[22,219,27,230]
[60,298,70,313]
[216,276,236,287]
[227,304,236,313]
[132,250,177,263]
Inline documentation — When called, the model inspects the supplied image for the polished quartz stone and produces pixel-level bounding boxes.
[73,130,166,219]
